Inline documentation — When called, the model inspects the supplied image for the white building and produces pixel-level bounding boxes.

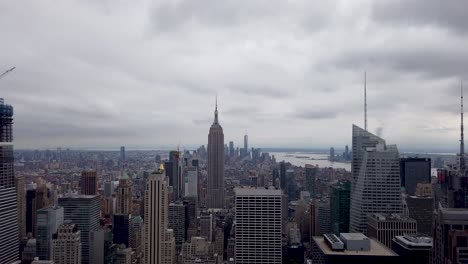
[52,222,81,264]
[234,187,282,264]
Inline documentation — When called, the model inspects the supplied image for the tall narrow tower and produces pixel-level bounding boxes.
[459,81,465,171]
[364,71,368,131]
[207,98,225,209]
[0,98,18,263]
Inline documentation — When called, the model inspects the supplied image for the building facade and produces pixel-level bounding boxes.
[367,213,417,248]
[81,171,98,195]
[330,181,351,234]
[235,187,282,264]
[207,102,224,209]
[52,222,82,264]
[400,158,431,195]
[36,206,64,260]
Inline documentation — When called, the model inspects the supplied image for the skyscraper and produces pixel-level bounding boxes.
[330,181,351,234]
[81,171,98,195]
[169,150,182,201]
[36,206,64,260]
[90,228,115,264]
[400,158,431,195]
[280,161,287,192]
[58,194,100,264]
[305,165,317,198]
[144,169,175,264]
[116,172,132,215]
[229,141,234,157]
[207,100,224,209]
[235,187,282,264]
[52,221,82,264]
[0,98,18,263]
[120,146,125,161]
[16,175,26,242]
[168,202,186,249]
[350,125,402,234]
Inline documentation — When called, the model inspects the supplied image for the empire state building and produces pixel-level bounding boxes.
[207,100,224,209]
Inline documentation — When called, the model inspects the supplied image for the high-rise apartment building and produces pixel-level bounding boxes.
[0,98,18,263]
[207,101,224,209]
[400,158,431,195]
[432,207,468,264]
[58,194,100,264]
[52,222,81,264]
[116,172,132,215]
[350,125,402,234]
[81,171,98,195]
[144,169,175,264]
[330,181,351,234]
[235,187,282,264]
[36,206,64,260]
[367,213,417,248]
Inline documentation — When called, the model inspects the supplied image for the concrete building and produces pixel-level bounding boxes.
[400,158,431,195]
[130,215,144,264]
[207,101,225,209]
[16,175,26,242]
[185,166,199,199]
[311,233,399,264]
[330,181,351,234]
[144,169,175,264]
[350,125,402,234]
[316,199,332,236]
[22,238,37,263]
[52,222,81,264]
[367,213,417,248]
[432,207,468,264]
[0,98,19,263]
[80,171,97,195]
[57,194,100,264]
[392,235,432,264]
[200,212,213,242]
[36,206,64,260]
[115,244,133,264]
[235,187,282,264]
[405,195,434,235]
[90,227,115,264]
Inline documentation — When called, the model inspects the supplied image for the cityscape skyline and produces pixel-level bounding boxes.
[2,1,468,150]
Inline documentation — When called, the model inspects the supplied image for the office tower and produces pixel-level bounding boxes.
[36,206,64,260]
[144,169,175,264]
[169,150,182,201]
[0,98,18,264]
[316,199,332,235]
[200,212,213,242]
[305,165,317,198]
[367,213,417,248]
[345,145,350,160]
[116,172,132,214]
[130,215,144,264]
[113,214,131,247]
[405,194,434,235]
[81,171,98,195]
[392,235,432,264]
[185,166,198,198]
[58,194,100,264]
[115,244,133,264]
[169,202,186,248]
[311,233,398,264]
[432,207,468,264]
[329,147,335,161]
[280,161,287,191]
[52,222,81,264]
[229,141,234,157]
[26,188,38,236]
[90,228,115,264]
[330,181,351,234]
[244,134,248,157]
[16,175,26,241]
[400,158,431,195]
[207,101,225,209]
[120,146,125,161]
[350,125,402,234]
[235,187,282,264]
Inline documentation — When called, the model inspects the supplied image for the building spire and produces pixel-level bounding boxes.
[214,95,219,124]
[364,71,368,131]
[461,80,464,156]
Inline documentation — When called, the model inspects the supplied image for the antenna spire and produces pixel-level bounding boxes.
[214,95,219,124]
[461,80,464,156]
[364,71,368,131]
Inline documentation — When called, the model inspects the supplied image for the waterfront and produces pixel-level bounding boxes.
[271,152,351,171]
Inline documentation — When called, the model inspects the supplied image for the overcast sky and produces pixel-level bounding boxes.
[1,0,468,152]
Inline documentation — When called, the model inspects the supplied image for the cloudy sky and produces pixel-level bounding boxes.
[1,0,468,152]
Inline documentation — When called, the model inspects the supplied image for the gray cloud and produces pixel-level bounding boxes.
[294,110,337,120]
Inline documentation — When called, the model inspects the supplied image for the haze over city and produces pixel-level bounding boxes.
[2,0,468,151]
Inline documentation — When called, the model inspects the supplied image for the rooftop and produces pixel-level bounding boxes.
[394,235,432,247]
[234,187,282,196]
[313,236,397,257]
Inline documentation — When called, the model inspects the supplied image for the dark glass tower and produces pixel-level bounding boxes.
[207,100,224,209]
[0,98,18,263]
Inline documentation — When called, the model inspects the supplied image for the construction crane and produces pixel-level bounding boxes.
[0,67,16,79]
